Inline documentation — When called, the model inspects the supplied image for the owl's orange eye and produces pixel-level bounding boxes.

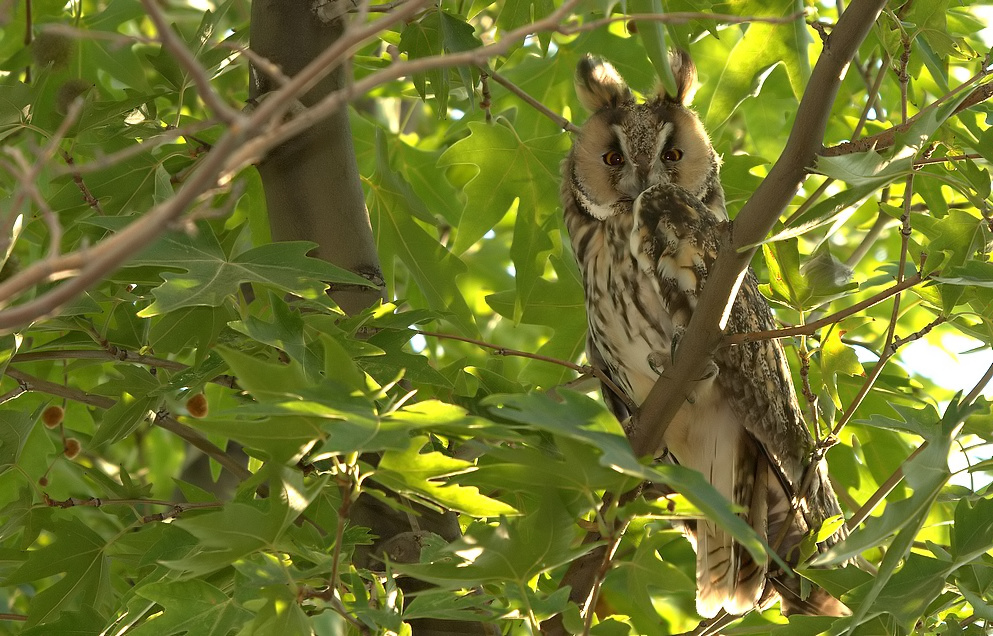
[663,148,684,161]
[602,151,625,166]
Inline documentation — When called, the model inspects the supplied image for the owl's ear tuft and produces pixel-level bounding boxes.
[662,49,698,106]
[575,55,633,112]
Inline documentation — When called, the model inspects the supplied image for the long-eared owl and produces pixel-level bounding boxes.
[561,51,849,618]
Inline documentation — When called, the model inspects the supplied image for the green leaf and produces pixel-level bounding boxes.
[0,410,33,471]
[0,333,20,379]
[376,436,518,516]
[857,402,941,441]
[4,519,111,627]
[228,293,325,384]
[706,0,809,128]
[916,210,987,275]
[167,497,295,576]
[814,395,973,568]
[369,129,478,336]
[440,119,566,254]
[761,237,808,309]
[395,488,586,585]
[398,9,481,113]
[818,325,865,409]
[91,366,164,447]
[814,147,914,189]
[497,0,554,50]
[631,0,675,96]
[130,580,251,636]
[149,305,231,353]
[132,226,370,317]
[439,119,567,320]
[485,391,770,566]
[950,497,993,564]
[20,607,107,636]
[936,261,993,288]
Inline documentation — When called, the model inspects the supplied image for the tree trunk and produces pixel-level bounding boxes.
[249,4,490,633]
[249,1,381,315]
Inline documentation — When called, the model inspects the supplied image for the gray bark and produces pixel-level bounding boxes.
[249,1,382,315]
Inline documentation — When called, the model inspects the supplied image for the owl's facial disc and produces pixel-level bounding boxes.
[611,119,677,198]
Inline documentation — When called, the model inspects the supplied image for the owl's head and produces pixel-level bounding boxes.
[568,51,722,220]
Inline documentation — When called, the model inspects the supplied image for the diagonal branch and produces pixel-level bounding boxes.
[822,71,993,157]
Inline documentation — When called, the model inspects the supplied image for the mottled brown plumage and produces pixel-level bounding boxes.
[562,52,848,618]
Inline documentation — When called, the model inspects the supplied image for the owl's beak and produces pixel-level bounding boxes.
[632,158,663,195]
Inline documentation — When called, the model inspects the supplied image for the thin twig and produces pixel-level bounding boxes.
[583,517,629,635]
[6,367,251,480]
[783,177,835,226]
[890,315,945,350]
[51,121,217,177]
[142,0,240,124]
[822,74,993,157]
[60,150,104,214]
[12,348,238,387]
[1,97,84,257]
[222,42,291,88]
[0,384,28,405]
[482,66,579,133]
[417,329,585,372]
[727,272,924,345]
[845,206,894,268]
[417,328,635,409]
[559,10,806,35]
[851,56,889,140]
[846,358,993,530]
[42,494,223,522]
[914,153,984,166]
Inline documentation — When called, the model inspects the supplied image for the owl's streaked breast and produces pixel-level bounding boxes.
[570,204,674,406]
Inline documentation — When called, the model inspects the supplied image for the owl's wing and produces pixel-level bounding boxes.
[586,337,634,422]
[632,181,832,519]
[632,183,847,616]
[632,183,768,615]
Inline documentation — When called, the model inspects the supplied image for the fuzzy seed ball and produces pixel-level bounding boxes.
[55,79,92,115]
[32,31,75,68]
[41,405,64,428]
[64,438,81,459]
[186,393,208,419]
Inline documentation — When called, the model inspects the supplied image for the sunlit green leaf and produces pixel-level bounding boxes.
[129,580,251,636]
[132,227,370,316]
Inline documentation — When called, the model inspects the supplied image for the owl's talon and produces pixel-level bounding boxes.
[670,326,686,363]
[699,359,719,381]
[647,351,669,376]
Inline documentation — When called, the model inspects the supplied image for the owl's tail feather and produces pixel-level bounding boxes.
[694,522,766,618]
[771,576,851,617]
[694,521,735,618]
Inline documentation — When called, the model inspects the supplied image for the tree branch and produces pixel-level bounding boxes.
[846,357,993,531]
[5,367,250,481]
[727,273,924,345]
[822,71,993,157]
[481,66,580,133]
[141,0,240,124]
